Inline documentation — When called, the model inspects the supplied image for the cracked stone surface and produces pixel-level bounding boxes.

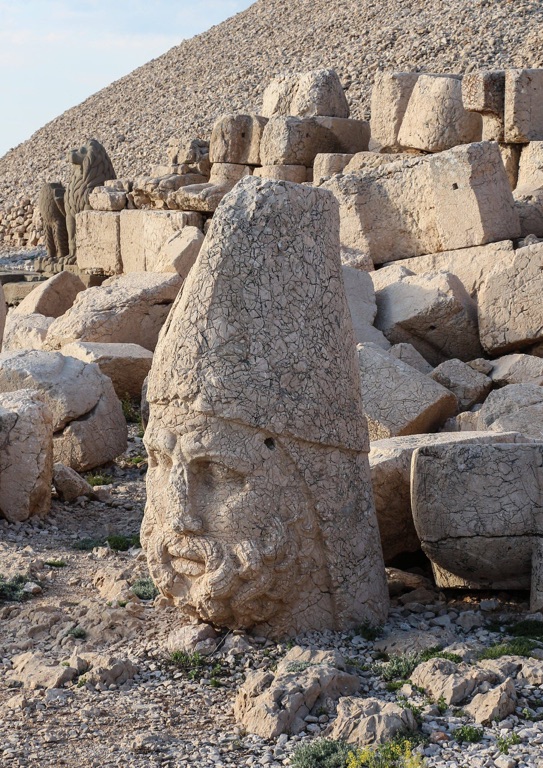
[430,358,492,412]
[504,69,543,142]
[326,696,418,745]
[477,383,543,440]
[13,271,85,319]
[262,68,350,119]
[488,354,543,387]
[141,176,388,639]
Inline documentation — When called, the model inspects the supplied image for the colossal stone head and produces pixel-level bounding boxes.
[141,176,388,638]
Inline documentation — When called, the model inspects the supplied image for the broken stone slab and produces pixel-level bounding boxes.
[152,226,204,278]
[60,342,153,400]
[357,342,457,441]
[343,152,411,174]
[343,267,390,349]
[253,165,308,183]
[208,163,253,185]
[326,697,418,746]
[322,142,520,265]
[171,181,233,212]
[369,431,525,562]
[209,114,268,165]
[88,186,126,212]
[514,186,543,238]
[505,69,543,143]
[313,153,354,180]
[166,624,219,655]
[13,271,85,319]
[52,463,94,502]
[388,343,432,374]
[262,68,350,119]
[375,270,483,366]
[478,243,543,354]
[398,74,482,152]
[370,71,420,151]
[10,652,78,690]
[517,658,543,685]
[441,410,481,433]
[45,272,182,352]
[410,657,500,705]
[119,210,203,273]
[234,646,359,738]
[412,442,543,606]
[464,678,517,724]
[516,142,543,189]
[3,313,54,352]
[430,359,492,412]
[0,390,53,523]
[462,70,505,141]
[488,354,543,387]
[76,211,122,276]
[477,383,543,440]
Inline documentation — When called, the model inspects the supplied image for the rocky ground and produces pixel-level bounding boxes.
[0,420,542,767]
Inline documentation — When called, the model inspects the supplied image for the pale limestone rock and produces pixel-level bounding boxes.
[45,273,182,352]
[172,181,233,212]
[76,211,122,276]
[3,313,54,352]
[477,383,543,440]
[326,697,417,746]
[166,624,218,655]
[411,657,499,705]
[253,165,308,183]
[208,163,253,184]
[313,153,354,180]
[370,265,414,294]
[478,244,543,354]
[60,342,153,399]
[517,142,543,189]
[340,246,374,271]
[514,186,543,238]
[499,143,521,190]
[10,652,78,690]
[88,186,126,212]
[119,210,202,273]
[375,271,483,366]
[489,354,543,387]
[505,69,543,143]
[262,68,350,119]
[389,343,432,374]
[209,114,268,165]
[375,629,455,656]
[465,679,517,724]
[77,654,139,688]
[0,390,53,522]
[441,410,481,433]
[518,658,543,685]
[13,271,85,318]
[322,143,519,265]
[370,71,420,151]
[344,152,411,173]
[52,462,93,502]
[369,431,523,562]
[357,342,457,440]
[398,75,482,152]
[342,267,389,349]
[462,70,505,141]
[141,176,388,638]
[153,226,205,277]
[0,350,127,471]
[234,646,359,738]
[385,241,515,298]
[430,359,492,411]
[412,442,543,606]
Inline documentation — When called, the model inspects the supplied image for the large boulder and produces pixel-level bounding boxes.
[209,114,268,165]
[44,273,182,352]
[60,342,153,399]
[430,359,492,412]
[477,383,543,439]
[3,314,54,352]
[12,271,85,319]
[326,697,418,746]
[0,350,127,471]
[262,68,350,119]
[369,71,420,151]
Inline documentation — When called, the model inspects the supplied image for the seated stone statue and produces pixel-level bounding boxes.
[38,182,69,261]
[141,176,389,639]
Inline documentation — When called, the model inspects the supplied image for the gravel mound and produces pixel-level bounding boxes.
[1,0,543,210]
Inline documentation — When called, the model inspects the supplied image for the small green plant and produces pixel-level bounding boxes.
[107,533,141,552]
[125,454,147,467]
[509,619,543,639]
[396,696,423,723]
[169,650,206,680]
[287,661,316,673]
[67,626,87,640]
[386,680,407,692]
[0,574,29,602]
[346,736,425,768]
[479,637,538,659]
[453,725,484,744]
[44,559,67,568]
[73,537,105,551]
[121,396,139,423]
[291,738,352,768]
[355,620,383,642]
[346,658,369,673]
[373,647,461,682]
[497,732,521,754]
[85,472,114,487]
[210,677,222,688]
[436,695,448,715]
[131,577,158,600]
[76,676,87,688]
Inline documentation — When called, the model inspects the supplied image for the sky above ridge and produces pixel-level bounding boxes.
[0,0,255,157]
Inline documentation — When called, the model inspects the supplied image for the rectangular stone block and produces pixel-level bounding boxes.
[462,70,505,141]
[505,69,543,142]
[253,165,308,183]
[119,210,202,273]
[76,211,122,276]
[370,72,420,151]
[209,114,268,165]
[516,141,543,189]
[313,153,354,180]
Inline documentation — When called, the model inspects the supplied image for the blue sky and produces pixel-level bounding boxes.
[0,0,254,157]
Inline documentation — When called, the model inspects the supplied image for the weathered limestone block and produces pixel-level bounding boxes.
[385,241,515,298]
[477,383,543,440]
[167,137,209,168]
[430,359,492,411]
[370,71,420,151]
[499,143,521,190]
[343,267,389,348]
[0,350,127,471]
[253,165,308,183]
[53,462,94,502]
[141,176,388,638]
[462,70,505,141]
[411,657,500,706]
[489,354,543,387]
[3,283,38,308]
[313,153,354,180]
[45,273,182,352]
[516,142,543,189]
[340,247,374,272]
[262,68,350,119]
[60,342,153,399]
[209,114,268,165]
[375,271,483,366]
[0,390,53,522]
[326,697,417,746]
[514,187,543,238]
[465,679,517,724]
[357,342,457,440]
[131,173,209,209]
[322,143,520,265]
[153,226,205,277]
[478,243,543,354]
[343,152,410,174]
[3,314,54,352]
[505,69,543,143]
[412,441,543,605]
[13,271,85,318]
[234,647,359,737]
[76,211,122,276]
[208,163,252,185]
[88,186,126,212]
[10,652,78,690]
[388,343,432,374]
[398,75,482,152]
[369,431,523,562]
[260,116,370,167]
[172,182,233,212]
[119,210,202,273]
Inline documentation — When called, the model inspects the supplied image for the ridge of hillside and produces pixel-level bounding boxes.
[1,0,543,209]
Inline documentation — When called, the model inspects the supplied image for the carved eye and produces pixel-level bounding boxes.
[192,460,244,484]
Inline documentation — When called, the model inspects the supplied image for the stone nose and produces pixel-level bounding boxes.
[169,464,204,534]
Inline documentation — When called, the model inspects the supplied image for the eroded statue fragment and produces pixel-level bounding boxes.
[38,182,69,260]
[64,139,116,257]
[141,176,388,639]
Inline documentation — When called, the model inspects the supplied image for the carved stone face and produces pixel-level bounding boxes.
[141,407,326,630]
